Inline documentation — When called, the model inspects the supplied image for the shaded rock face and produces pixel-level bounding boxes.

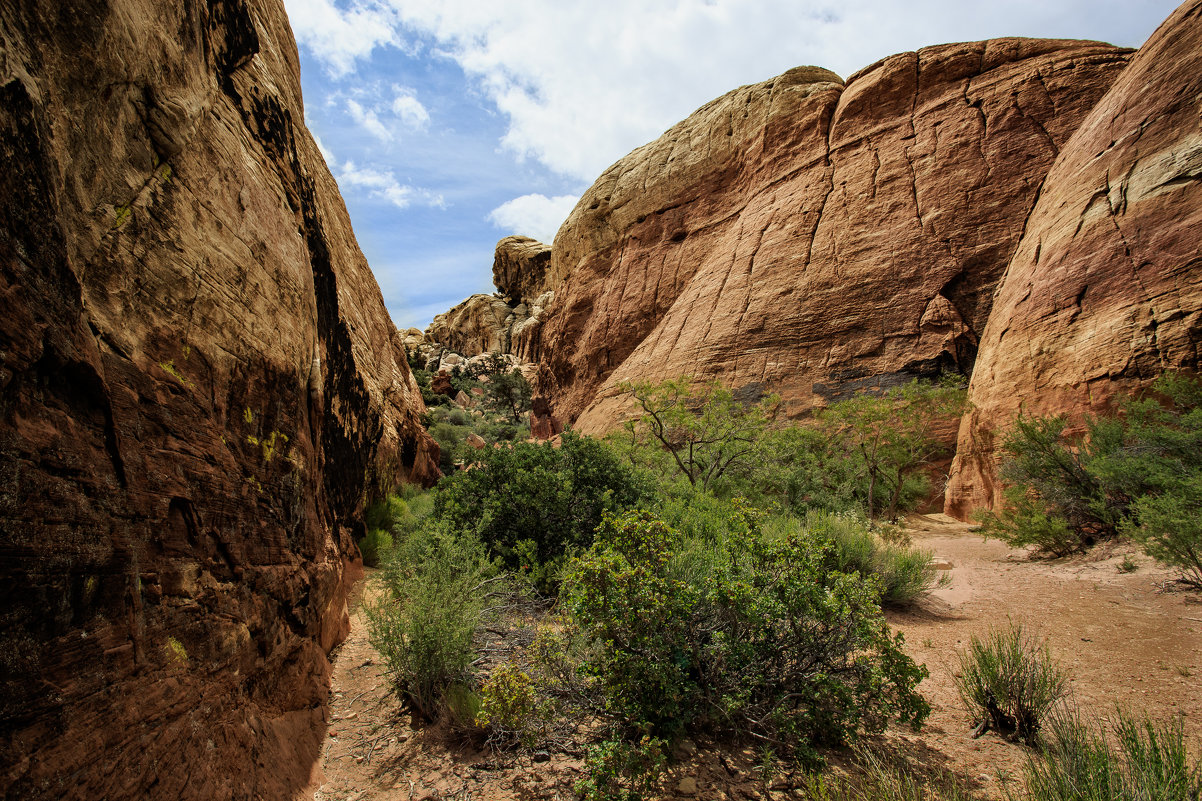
[0,1,436,798]
[528,43,1131,433]
[410,236,554,369]
[945,1,1202,516]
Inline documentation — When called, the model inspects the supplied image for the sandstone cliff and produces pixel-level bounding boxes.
[945,0,1202,515]
[532,42,1133,434]
[0,1,436,798]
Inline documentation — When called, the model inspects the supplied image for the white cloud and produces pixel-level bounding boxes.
[311,131,333,164]
[335,161,445,210]
[288,0,1176,184]
[284,0,397,78]
[346,98,392,142]
[488,193,579,244]
[391,85,431,129]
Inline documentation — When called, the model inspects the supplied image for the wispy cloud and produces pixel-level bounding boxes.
[391,85,431,129]
[285,0,397,78]
[346,98,392,142]
[335,161,445,210]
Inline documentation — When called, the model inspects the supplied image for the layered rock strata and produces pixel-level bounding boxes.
[0,1,435,798]
[529,42,1132,432]
[945,1,1202,515]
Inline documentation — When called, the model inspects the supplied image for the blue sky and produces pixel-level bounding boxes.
[283,0,1181,331]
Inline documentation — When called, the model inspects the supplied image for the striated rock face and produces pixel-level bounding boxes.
[0,1,436,799]
[409,236,554,369]
[945,1,1202,516]
[528,43,1131,433]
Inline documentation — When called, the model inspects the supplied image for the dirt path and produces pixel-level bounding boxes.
[888,514,1202,795]
[304,517,1202,800]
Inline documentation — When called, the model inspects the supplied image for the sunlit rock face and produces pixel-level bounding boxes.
[0,0,436,797]
[532,43,1132,435]
[946,0,1202,517]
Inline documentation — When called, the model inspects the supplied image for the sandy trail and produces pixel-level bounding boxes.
[305,515,1202,800]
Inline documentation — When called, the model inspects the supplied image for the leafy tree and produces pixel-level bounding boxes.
[476,351,533,423]
[819,379,968,519]
[617,377,781,493]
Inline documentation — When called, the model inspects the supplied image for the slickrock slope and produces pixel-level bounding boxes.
[529,42,1131,433]
[945,1,1202,516]
[0,1,436,799]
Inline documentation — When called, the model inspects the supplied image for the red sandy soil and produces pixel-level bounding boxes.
[304,515,1202,800]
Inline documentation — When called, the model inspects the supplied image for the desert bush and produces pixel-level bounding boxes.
[788,510,947,607]
[358,527,393,567]
[983,373,1202,578]
[576,735,667,801]
[476,662,541,747]
[1126,483,1202,588]
[365,522,501,721]
[1017,707,1202,801]
[565,509,929,767]
[953,623,1069,746]
[432,430,649,587]
[977,488,1085,558]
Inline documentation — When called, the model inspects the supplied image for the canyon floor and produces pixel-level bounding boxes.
[306,516,1202,801]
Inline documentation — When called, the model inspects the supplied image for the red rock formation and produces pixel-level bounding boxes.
[528,44,1131,434]
[945,1,1202,516]
[0,1,435,798]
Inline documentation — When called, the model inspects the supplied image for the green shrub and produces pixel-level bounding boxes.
[1017,707,1202,801]
[802,510,948,607]
[977,489,1085,558]
[365,522,500,721]
[476,662,541,747]
[953,623,1068,746]
[432,430,649,587]
[358,528,393,567]
[565,509,929,767]
[1125,478,1202,589]
[576,735,667,801]
[984,373,1202,578]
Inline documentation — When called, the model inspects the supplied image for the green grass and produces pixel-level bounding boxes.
[1016,707,1202,801]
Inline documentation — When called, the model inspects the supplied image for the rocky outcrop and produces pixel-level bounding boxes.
[525,42,1131,433]
[945,1,1202,516]
[0,1,435,799]
[407,236,554,370]
[493,235,552,305]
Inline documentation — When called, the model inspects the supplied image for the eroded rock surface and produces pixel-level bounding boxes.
[945,1,1202,516]
[408,236,554,370]
[0,1,435,798]
[526,43,1130,433]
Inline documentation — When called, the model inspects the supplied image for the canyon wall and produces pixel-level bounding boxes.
[534,41,1132,433]
[945,0,1202,514]
[0,0,436,798]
